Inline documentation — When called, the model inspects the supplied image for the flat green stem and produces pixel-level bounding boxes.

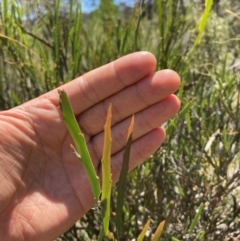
[58,89,101,201]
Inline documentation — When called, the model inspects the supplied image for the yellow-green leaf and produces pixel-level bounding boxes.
[151,220,165,241]
[137,219,151,241]
[101,104,113,236]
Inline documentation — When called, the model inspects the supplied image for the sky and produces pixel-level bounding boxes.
[80,0,136,13]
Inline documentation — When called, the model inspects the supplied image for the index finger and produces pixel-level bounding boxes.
[44,52,156,114]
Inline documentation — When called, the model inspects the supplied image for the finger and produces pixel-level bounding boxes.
[78,69,180,137]
[110,127,165,184]
[89,94,180,161]
[42,52,157,114]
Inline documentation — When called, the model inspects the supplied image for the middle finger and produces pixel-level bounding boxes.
[77,69,180,138]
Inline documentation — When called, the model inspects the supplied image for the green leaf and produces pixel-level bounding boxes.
[194,0,213,47]
[173,181,185,198]
[101,104,113,236]
[188,202,204,233]
[197,231,205,241]
[166,101,193,134]
[58,89,101,201]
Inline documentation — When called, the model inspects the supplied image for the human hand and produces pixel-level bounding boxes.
[0,52,180,241]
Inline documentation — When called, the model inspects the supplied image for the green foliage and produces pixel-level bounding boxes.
[1,0,240,240]
[193,0,213,49]
[188,203,204,234]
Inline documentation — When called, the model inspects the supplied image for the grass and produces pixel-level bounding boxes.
[0,0,240,240]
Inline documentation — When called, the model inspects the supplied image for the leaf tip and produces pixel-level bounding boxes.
[127,114,134,140]
[58,89,65,98]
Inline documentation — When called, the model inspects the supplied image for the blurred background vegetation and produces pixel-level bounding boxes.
[0,0,239,240]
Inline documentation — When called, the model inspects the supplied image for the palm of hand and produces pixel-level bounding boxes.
[0,100,95,241]
[0,52,180,241]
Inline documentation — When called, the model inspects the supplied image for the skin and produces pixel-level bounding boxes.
[0,52,181,241]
